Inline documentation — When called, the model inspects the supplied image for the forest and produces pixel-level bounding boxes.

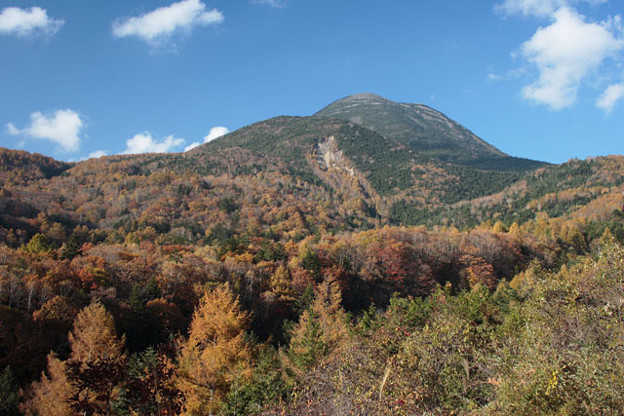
[1,133,624,415]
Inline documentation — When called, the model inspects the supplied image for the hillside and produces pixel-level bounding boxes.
[1,95,624,415]
[392,156,624,230]
[0,93,621,247]
[195,111,543,211]
[0,93,621,246]
[0,148,71,186]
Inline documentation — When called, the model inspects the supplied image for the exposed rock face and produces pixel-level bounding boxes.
[316,136,355,177]
[309,135,383,217]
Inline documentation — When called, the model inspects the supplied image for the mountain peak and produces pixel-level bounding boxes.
[324,93,392,109]
[316,93,538,169]
[342,92,390,102]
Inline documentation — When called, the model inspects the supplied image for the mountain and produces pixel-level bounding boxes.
[0,94,620,243]
[316,93,546,171]
[391,155,624,229]
[3,96,624,414]
[0,93,608,244]
[188,99,546,216]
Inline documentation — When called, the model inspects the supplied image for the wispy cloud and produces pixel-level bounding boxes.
[496,0,608,18]
[7,109,85,152]
[597,82,624,113]
[487,66,527,82]
[0,6,64,38]
[112,0,223,47]
[496,0,563,18]
[123,132,185,154]
[184,126,228,151]
[251,0,286,8]
[495,1,624,110]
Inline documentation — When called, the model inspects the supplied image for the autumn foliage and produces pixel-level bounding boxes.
[1,148,624,414]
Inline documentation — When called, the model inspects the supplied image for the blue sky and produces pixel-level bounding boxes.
[0,0,623,163]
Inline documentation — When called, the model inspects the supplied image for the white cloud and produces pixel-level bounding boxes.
[87,150,108,159]
[204,126,228,142]
[597,82,624,112]
[0,6,63,38]
[69,150,109,162]
[520,7,623,110]
[184,126,228,152]
[7,109,84,152]
[184,142,201,152]
[487,66,527,82]
[123,132,185,154]
[487,72,504,82]
[252,0,286,8]
[112,0,223,46]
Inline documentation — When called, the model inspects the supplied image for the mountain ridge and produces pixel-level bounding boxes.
[2,93,616,242]
[315,93,546,171]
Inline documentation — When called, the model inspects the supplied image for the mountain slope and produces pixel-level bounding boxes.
[2,93,616,247]
[2,109,624,415]
[198,116,420,195]
[391,156,624,229]
[0,148,71,186]
[194,115,531,211]
[316,93,547,171]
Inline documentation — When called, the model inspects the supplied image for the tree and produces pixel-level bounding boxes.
[22,233,52,255]
[0,366,19,416]
[284,276,349,378]
[460,255,498,290]
[52,302,125,415]
[311,276,349,350]
[60,234,82,260]
[68,302,124,366]
[284,308,325,376]
[125,348,182,416]
[219,346,288,416]
[66,357,126,416]
[21,354,74,416]
[176,283,252,415]
[269,264,295,302]
[33,295,78,325]
[298,244,321,280]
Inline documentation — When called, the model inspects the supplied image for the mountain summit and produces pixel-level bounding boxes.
[316,93,541,171]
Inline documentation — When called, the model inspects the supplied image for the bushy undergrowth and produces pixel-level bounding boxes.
[273,241,624,415]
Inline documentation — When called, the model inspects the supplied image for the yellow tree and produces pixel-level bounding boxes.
[67,302,125,415]
[283,276,349,379]
[21,354,74,416]
[177,283,252,415]
[269,264,295,302]
[312,275,349,350]
[23,302,125,416]
[68,302,124,366]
